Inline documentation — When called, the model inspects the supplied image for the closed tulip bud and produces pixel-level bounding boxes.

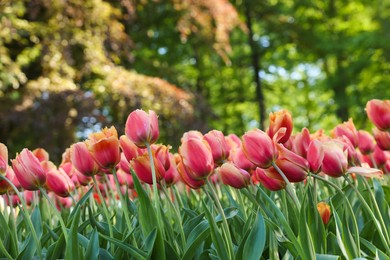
[119,135,143,161]
[317,202,331,225]
[357,130,376,154]
[32,148,50,162]
[204,130,230,164]
[254,167,286,191]
[71,142,100,176]
[242,129,278,169]
[332,119,359,148]
[46,169,74,197]
[0,167,15,194]
[321,141,348,178]
[267,110,293,144]
[125,109,159,148]
[130,153,165,184]
[366,99,390,131]
[373,128,390,151]
[231,148,254,171]
[0,143,8,175]
[12,149,47,190]
[179,137,214,180]
[307,140,324,173]
[274,145,309,182]
[218,162,250,189]
[291,128,311,158]
[164,154,180,186]
[176,160,205,189]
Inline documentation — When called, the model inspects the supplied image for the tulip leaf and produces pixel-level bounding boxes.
[269,229,279,260]
[241,211,266,260]
[298,203,315,260]
[183,213,205,238]
[214,207,238,223]
[373,179,390,227]
[142,228,157,258]
[315,254,340,259]
[47,233,66,260]
[360,238,389,260]
[99,234,147,260]
[68,186,94,221]
[86,228,100,260]
[182,219,210,259]
[65,206,81,260]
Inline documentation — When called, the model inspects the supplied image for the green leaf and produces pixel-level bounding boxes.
[65,206,81,260]
[242,211,266,260]
[298,202,316,260]
[99,234,147,260]
[182,219,210,259]
[142,228,157,259]
[315,254,340,259]
[360,238,390,260]
[86,228,99,260]
[68,186,94,221]
[214,207,238,223]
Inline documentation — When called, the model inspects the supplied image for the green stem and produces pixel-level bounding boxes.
[112,170,133,235]
[39,188,69,241]
[0,175,42,260]
[6,192,18,257]
[206,179,234,260]
[271,162,301,209]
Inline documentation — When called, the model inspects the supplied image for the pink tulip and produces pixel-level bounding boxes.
[55,196,73,209]
[253,167,286,191]
[357,130,376,154]
[12,149,47,190]
[0,143,8,175]
[267,110,293,144]
[218,162,250,189]
[46,168,74,197]
[119,135,143,162]
[372,146,387,167]
[75,168,92,186]
[230,148,254,171]
[164,154,180,186]
[153,144,171,171]
[125,109,159,148]
[366,99,390,131]
[332,119,358,148]
[176,160,205,189]
[274,145,309,182]
[307,140,324,173]
[321,141,348,178]
[291,128,311,158]
[71,142,100,176]
[373,128,390,151]
[181,131,204,142]
[118,153,131,174]
[225,134,242,151]
[0,167,15,194]
[32,148,50,162]
[204,130,230,164]
[130,153,165,184]
[242,129,278,169]
[179,137,214,180]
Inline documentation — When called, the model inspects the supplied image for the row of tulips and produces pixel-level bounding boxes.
[0,99,389,259]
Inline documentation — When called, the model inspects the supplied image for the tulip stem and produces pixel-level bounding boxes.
[112,170,133,235]
[39,188,69,242]
[0,175,43,260]
[271,162,301,209]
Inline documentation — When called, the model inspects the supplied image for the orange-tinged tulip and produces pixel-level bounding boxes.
[332,119,358,148]
[225,134,242,151]
[366,99,390,131]
[321,141,348,178]
[317,202,331,225]
[357,130,376,154]
[0,143,8,175]
[181,130,204,142]
[125,109,159,148]
[242,129,278,169]
[12,149,47,191]
[373,128,390,151]
[176,160,205,189]
[253,167,286,191]
[267,110,293,144]
[218,162,250,189]
[32,148,50,162]
[179,137,214,180]
[119,135,143,161]
[164,154,180,186]
[204,130,230,164]
[71,142,100,176]
[153,144,171,171]
[46,168,74,197]
[274,145,309,182]
[130,153,165,184]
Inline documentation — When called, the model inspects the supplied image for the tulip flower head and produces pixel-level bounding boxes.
[373,128,390,151]
[0,143,8,175]
[0,167,15,194]
[274,144,309,182]
[71,142,100,176]
[125,109,159,148]
[307,139,324,174]
[321,141,348,178]
[357,130,376,154]
[254,167,286,191]
[267,110,293,144]
[218,162,251,189]
[366,99,390,131]
[332,119,358,148]
[130,153,165,185]
[317,202,331,225]
[204,130,230,164]
[46,168,74,197]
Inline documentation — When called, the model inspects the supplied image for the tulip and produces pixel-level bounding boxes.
[366,99,390,131]
[0,143,8,175]
[321,141,348,178]
[59,162,73,177]
[204,130,230,164]
[176,160,205,189]
[347,166,383,179]
[357,130,376,154]
[179,137,214,180]
[225,134,242,151]
[164,154,180,186]
[0,167,15,194]
[335,136,359,165]
[32,148,50,162]
[332,119,358,148]
[242,129,278,169]
[4,194,21,208]
[71,142,100,176]
[125,109,159,148]
[181,130,204,142]
[55,196,73,209]
[372,146,387,167]
[12,149,47,190]
[46,169,74,197]
[120,135,143,162]
[75,169,92,186]
[267,110,293,144]
[291,128,311,158]
[373,128,390,151]
[273,145,309,182]
[153,144,171,170]
[218,162,250,189]
[307,140,324,173]
[118,153,131,174]
[130,153,165,184]
[317,202,331,225]
[253,167,286,191]
[230,148,254,171]
[61,147,71,164]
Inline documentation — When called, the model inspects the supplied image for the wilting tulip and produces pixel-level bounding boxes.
[218,162,250,189]
[0,143,8,175]
[273,145,309,182]
[204,130,230,164]
[131,153,165,184]
[267,110,293,144]
[120,135,143,162]
[357,130,376,154]
[307,140,324,173]
[125,109,159,148]
[12,149,47,190]
[46,168,74,197]
[179,136,214,180]
[366,99,390,131]
[242,129,278,169]
[231,148,254,171]
[321,141,348,178]
[291,128,311,158]
[71,142,100,176]
[373,128,390,151]
[0,167,15,194]
[176,160,205,189]
[253,167,286,191]
[32,148,49,162]
[332,119,358,148]
[317,202,331,225]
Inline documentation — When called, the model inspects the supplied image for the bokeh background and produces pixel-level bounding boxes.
[1,0,390,162]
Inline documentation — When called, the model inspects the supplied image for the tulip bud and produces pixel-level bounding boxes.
[125,109,159,148]
[332,119,358,148]
[153,144,171,170]
[307,140,324,173]
[267,110,293,144]
[12,149,47,190]
[218,162,251,189]
[373,128,390,151]
[176,160,205,189]
[321,141,348,178]
[357,130,376,154]
[317,202,331,225]
[242,129,278,169]
[204,130,230,164]
[291,128,311,158]
[230,148,254,171]
[46,169,74,197]
[0,167,15,194]
[164,154,180,186]
[253,167,286,191]
[0,143,8,175]
[71,142,100,176]
[366,99,390,131]
[130,153,165,184]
